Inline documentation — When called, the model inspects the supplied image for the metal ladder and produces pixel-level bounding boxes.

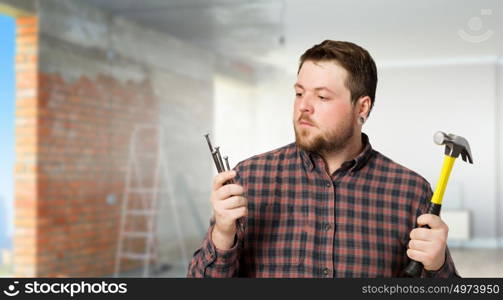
[114,124,187,277]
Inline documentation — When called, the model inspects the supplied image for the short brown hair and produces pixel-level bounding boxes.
[298,40,378,116]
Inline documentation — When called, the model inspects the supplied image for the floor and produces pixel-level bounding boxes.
[450,249,503,277]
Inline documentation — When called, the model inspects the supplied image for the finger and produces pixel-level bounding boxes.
[409,227,432,241]
[229,206,247,219]
[417,214,446,229]
[215,184,244,201]
[212,170,237,190]
[406,248,429,263]
[219,196,247,210]
[215,205,247,222]
[408,239,432,251]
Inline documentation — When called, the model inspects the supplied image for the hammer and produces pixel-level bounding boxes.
[404,131,473,277]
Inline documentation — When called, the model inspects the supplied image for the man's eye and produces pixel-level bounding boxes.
[295,92,303,97]
[318,95,327,100]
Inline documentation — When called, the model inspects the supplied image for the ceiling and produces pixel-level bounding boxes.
[84,0,503,71]
[83,0,286,59]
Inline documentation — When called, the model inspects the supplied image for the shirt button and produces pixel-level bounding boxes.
[322,268,329,276]
[324,223,332,231]
[325,181,331,187]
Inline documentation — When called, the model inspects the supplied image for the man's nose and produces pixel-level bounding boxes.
[297,93,314,113]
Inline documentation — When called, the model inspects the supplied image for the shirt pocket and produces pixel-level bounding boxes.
[253,201,307,266]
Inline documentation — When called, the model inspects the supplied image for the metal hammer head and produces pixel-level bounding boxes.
[433,131,473,163]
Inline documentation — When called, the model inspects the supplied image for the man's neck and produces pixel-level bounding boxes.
[319,132,364,175]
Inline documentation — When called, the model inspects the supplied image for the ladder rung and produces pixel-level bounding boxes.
[123,231,150,238]
[120,253,151,260]
[126,210,156,216]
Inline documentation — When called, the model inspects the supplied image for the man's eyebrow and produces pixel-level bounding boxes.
[293,83,304,89]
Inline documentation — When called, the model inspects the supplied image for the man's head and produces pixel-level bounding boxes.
[298,40,378,113]
[293,40,378,154]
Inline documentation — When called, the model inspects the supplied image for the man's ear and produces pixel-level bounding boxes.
[357,96,372,118]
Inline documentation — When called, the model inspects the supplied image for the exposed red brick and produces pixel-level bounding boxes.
[13,11,161,277]
[16,26,38,35]
[16,17,38,27]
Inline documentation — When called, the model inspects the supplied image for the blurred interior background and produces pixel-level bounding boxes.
[0,0,502,277]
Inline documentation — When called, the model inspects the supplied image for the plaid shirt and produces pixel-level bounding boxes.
[187,133,460,278]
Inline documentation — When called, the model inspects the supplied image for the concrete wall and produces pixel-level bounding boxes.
[37,0,219,276]
[1,0,230,276]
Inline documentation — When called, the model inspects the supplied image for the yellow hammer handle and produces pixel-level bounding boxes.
[431,155,456,205]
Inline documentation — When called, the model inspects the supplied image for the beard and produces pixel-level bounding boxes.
[294,114,355,155]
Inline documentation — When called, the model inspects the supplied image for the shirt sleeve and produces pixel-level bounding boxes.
[186,219,242,278]
[421,246,461,278]
[187,164,247,278]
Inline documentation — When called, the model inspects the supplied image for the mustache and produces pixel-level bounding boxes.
[297,114,316,126]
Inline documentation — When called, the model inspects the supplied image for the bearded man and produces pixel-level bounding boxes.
[187,40,459,278]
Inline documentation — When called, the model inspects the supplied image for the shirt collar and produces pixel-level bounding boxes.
[298,132,374,174]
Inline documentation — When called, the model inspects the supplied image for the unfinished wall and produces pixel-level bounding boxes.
[8,0,221,276]
[14,14,38,277]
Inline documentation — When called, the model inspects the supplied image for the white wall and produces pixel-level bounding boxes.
[213,74,258,166]
[497,59,503,245]
[254,67,297,154]
[367,61,498,245]
[213,67,296,166]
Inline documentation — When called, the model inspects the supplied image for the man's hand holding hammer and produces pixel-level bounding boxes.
[404,131,472,277]
[407,214,449,271]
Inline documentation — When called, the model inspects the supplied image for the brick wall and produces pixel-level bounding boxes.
[10,0,236,277]
[13,15,161,276]
[14,15,38,277]
[36,74,158,276]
